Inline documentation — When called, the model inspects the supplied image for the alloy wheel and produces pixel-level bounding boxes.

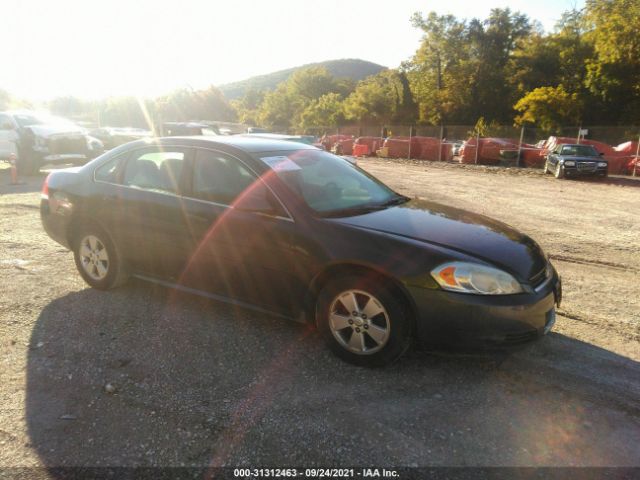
[328,289,390,355]
[79,235,109,281]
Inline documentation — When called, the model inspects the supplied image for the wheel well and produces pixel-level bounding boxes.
[304,263,417,329]
[66,215,104,249]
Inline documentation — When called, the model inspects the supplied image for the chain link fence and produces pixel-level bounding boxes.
[199,122,640,175]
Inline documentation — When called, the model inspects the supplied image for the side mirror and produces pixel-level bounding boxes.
[236,182,279,215]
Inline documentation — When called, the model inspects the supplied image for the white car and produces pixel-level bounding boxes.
[0,111,104,174]
[0,113,19,161]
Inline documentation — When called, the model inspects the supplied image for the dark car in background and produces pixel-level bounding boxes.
[90,127,153,150]
[162,122,219,137]
[0,110,104,174]
[40,137,560,366]
[544,143,608,179]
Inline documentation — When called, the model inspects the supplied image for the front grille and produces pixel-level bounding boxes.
[576,162,597,172]
[48,136,87,155]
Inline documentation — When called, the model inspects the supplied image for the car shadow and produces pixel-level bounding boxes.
[25,281,640,469]
[569,174,640,187]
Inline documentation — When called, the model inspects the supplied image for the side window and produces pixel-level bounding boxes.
[191,150,258,205]
[123,148,186,194]
[94,155,122,183]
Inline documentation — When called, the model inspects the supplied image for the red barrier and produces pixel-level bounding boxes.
[353,144,370,157]
[520,147,546,168]
[320,134,352,151]
[333,138,354,156]
[354,136,384,156]
[413,136,453,161]
[383,137,421,158]
[460,138,522,164]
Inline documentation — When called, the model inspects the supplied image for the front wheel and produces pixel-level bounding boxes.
[316,275,413,366]
[73,224,129,290]
[554,163,565,179]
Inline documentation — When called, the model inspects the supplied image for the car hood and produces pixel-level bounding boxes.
[27,124,86,138]
[558,155,604,163]
[330,198,547,282]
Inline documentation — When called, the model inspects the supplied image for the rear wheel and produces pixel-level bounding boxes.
[73,224,128,290]
[316,275,412,366]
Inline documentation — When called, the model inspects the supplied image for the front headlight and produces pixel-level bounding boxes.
[32,136,48,152]
[431,262,523,295]
[598,162,607,167]
[87,136,104,151]
[564,160,575,166]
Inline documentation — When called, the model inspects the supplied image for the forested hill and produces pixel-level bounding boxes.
[219,59,386,99]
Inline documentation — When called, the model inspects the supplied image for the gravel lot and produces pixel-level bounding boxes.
[0,161,639,470]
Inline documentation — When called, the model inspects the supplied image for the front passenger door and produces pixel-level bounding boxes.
[179,149,305,315]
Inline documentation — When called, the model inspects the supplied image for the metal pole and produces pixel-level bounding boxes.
[475,132,480,164]
[576,126,581,144]
[438,125,444,162]
[408,126,412,160]
[516,126,525,167]
[634,134,640,177]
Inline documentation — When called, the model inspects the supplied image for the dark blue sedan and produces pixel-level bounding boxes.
[41,136,561,366]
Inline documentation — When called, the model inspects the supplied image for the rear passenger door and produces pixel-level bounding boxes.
[108,146,193,278]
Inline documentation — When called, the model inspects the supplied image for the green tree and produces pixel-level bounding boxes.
[405,12,468,124]
[156,86,236,124]
[287,67,341,101]
[583,0,640,123]
[299,93,345,129]
[407,8,532,124]
[231,88,265,126]
[258,84,299,129]
[514,85,580,132]
[344,70,416,125]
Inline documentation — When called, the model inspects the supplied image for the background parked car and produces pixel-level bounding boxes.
[89,127,153,150]
[544,143,608,179]
[162,122,219,136]
[0,110,103,174]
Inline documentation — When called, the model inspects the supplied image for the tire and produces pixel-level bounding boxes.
[73,223,129,290]
[316,275,413,367]
[554,163,565,179]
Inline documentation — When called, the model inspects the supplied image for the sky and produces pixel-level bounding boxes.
[4,0,584,101]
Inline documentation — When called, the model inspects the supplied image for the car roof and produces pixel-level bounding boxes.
[152,135,318,153]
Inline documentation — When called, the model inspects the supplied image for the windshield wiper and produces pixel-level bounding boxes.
[379,194,410,207]
[320,195,410,218]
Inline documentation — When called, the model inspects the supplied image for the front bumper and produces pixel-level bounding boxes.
[408,274,562,348]
[564,165,607,177]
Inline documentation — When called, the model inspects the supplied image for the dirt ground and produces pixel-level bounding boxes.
[0,160,639,472]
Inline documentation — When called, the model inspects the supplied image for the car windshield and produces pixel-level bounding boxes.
[560,145,599,156]
[260,149,407,216]
[14,113,76,128]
